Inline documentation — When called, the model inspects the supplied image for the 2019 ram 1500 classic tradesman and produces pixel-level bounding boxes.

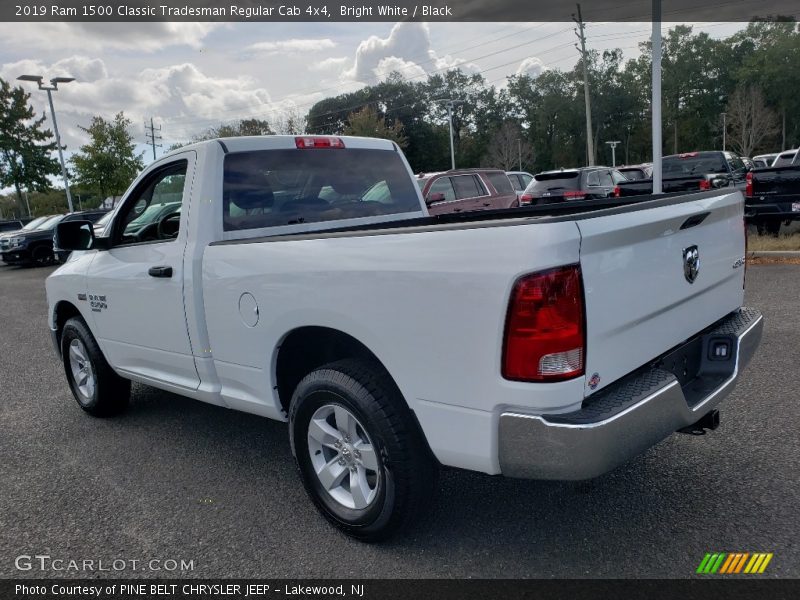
[47,135,763,541]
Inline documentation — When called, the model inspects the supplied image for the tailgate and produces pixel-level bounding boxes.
[577,191,745,396]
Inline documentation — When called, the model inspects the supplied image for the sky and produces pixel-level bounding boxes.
[0,20,746,169]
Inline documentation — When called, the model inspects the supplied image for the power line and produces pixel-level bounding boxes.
[144,117,163,161]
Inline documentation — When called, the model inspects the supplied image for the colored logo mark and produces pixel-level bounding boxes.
[696,552,773,574]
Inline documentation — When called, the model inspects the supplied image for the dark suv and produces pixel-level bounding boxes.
[521,167,627,205]
[416,169,519,215]
[2,210,108,266]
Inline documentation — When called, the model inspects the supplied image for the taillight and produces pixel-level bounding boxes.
[745,171,753,197]
[699,179,712,190]
[294,136,345,149]
[563,190,587,200]
[613,186,621,197]
[502,265,585,382]
[520,194,533,206]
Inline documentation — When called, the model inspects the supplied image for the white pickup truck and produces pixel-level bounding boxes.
[47,135,763,541]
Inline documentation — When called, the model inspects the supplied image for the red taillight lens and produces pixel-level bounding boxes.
[294,136,345,149]
[502,265,585,382]
[613,186,621,197]
[562,190,587,200]
[745,171,753,197]
[520,194,533,206]
[699,179,712,190]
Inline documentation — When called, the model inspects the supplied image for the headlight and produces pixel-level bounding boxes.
[9,236,25,248]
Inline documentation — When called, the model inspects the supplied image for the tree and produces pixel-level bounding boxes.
[71,112,144,200]
[726,85,780,156]
[195,118,275,140]
[482,122,534,170]
[0,78,61,216]
[343,105,408,148]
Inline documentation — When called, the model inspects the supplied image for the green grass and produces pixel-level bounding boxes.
[748,233,800,252]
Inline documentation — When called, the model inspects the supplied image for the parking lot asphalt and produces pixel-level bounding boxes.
[0,262,798,579]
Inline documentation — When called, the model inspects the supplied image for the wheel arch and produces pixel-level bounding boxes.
[52,300,84,352]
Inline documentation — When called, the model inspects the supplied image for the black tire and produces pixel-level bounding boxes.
[289,358,438,542]
[31,245,53,267]
[61,317,130,417]
[755,220,781,237]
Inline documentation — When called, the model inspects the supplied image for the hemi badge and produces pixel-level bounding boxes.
[77,293,87,301]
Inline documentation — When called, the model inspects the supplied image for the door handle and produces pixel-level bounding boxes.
[148,265,173,278]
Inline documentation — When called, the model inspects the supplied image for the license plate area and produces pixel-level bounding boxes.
[792,202,800,212]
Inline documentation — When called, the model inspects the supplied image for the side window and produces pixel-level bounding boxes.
[728,156,745,173]
[452,175,485,200]
[486,172,515,195]
[611,170,627,184]
[115,161,187,245]
[428,177,456,202]
[599,170,614,187]
[508,174,523,191]
[586,171,600,187]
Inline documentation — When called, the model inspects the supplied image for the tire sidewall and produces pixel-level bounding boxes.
[290,375,397,535]
[61,323,100,410]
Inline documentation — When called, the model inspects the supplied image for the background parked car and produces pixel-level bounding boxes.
[520,166,627,205]
[753,153,780,168]
[771,149,799,168]
[0,215,57,256]
[417,169,519,215]
[505,171,534,199]
[617,163,653,181]
[746,147,800,236]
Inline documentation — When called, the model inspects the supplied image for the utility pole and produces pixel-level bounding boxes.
[721,112,726,151]
[145,117,162,161]
[573,4,595,166]
[518,138,522,170]
[651,0,663,194]
[605,141,621,167]
[436,99,463,170]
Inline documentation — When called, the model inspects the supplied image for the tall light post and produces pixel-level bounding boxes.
[721,112,727,151]
[18,74,75,213]
[437,99,463,170]
[651,0,663,195]
[605,140,621,167]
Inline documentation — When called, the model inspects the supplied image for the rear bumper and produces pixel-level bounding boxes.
[498,308,763,480]
[745,198,800,221]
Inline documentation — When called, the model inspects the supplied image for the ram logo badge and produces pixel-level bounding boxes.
[683,245,700,284]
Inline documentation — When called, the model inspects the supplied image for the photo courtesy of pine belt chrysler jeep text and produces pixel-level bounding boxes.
[47,135,763,541]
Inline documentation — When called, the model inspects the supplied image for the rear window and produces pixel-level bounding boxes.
[662,154,727,176]
[486,172,514,195]
[529,171,580,192]
[223,149,421,231]
[619,168,646,180]
[772,151,798,167]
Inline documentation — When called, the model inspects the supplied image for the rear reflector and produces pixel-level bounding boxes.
[698,179,712,190]
[745,171,753,197]
[502,265,586,382]
[295,136,345,149]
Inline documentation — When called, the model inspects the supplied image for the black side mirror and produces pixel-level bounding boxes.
[55,220,95,251]
[426,192,446,205]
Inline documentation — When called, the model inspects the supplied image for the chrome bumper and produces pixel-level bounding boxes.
[498,308,764,480]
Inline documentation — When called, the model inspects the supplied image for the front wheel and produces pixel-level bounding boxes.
[61,317,131,416]
[289,359,438,542]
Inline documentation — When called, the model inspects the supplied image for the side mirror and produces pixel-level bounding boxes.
[55,220,96,251]
[426,192,446,205]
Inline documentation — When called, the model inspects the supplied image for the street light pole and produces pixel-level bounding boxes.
[518,138,522,170]
[651,0,663,195]
[18,74,75,213]
[605,140,621,167]
[436,99,463,170]
[721,112,726,151]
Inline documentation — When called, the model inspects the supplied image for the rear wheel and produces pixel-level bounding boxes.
[756,220,781,236]
[289,359,438,542]
[61,317,130,416]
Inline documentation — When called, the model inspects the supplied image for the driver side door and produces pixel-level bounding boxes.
[87,154,200,392]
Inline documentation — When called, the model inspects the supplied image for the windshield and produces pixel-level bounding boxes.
[36,215,65,230]
[94,211,113,228]
[619,168,646,181]
[21,216,49,231]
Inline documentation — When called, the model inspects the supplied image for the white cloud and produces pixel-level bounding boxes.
[247,38,337,54]
[516,57,546,78]
[309,56,349,73]
[0,22,219,53]
[343,23,479,86]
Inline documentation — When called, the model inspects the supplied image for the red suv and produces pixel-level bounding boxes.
[416,169,519,215]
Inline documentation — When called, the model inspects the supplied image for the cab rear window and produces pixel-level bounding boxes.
[223,149,421,231]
